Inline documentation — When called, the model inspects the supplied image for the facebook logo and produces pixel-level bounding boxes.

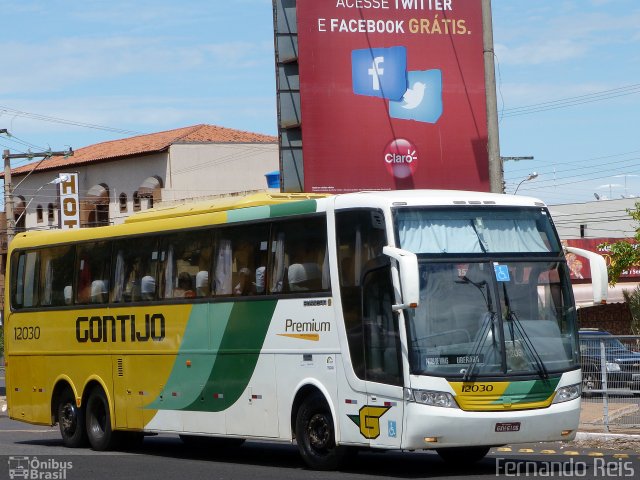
[389,69,443,124]
[352,47,407,101]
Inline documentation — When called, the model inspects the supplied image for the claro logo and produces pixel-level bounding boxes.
[384,138,418,179]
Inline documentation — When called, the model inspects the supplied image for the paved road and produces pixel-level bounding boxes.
[0,366,5,402]
[1,417,639,480]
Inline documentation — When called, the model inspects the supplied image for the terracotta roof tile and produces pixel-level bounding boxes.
[7,124,276,177]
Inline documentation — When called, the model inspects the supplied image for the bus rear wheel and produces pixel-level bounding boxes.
[57,390,88,448]
[295,393,350,470]
[436,446,490,464]
[85,387,117,451]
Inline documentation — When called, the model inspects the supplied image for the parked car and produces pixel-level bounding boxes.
[579,329,640,395]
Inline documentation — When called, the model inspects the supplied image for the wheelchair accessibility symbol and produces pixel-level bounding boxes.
[388,420,397,438]
[494,264,510,282]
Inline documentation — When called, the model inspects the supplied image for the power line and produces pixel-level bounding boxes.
[501,83,640,118]
[0,105,144,135]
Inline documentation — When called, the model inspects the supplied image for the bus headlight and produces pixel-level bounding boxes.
[404,388,459,408]
[552,383,581,404]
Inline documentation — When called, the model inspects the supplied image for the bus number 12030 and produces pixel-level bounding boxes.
[14,326,41,341]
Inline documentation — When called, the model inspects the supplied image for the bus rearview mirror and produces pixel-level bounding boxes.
[383,246,420,311]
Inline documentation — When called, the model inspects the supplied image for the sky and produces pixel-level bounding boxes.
[1,0,639,205]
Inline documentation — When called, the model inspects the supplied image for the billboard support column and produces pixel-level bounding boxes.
[482,0,503,194]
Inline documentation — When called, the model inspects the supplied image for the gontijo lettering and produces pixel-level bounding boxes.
[76,313,165,343]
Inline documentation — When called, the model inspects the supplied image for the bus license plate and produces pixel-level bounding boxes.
[495,422,521,432]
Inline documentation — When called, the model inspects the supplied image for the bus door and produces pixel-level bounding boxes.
[361,263,404,449]
[335,209,403,448]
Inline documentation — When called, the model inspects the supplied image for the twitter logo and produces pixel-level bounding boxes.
[389,70,443,123]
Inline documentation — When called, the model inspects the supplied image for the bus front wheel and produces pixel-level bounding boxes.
[295,393,350,470]
[436,446,490,464]
[57,390,88,448]
[85,387,117,451]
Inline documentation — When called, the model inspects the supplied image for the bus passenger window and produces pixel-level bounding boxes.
[11,251,40,309]
[213,225,269,297]
[159,230,212,299]
[40,245,74,307]
[76,241,111,305]
[269,216,330,294]
[112,237,158,303]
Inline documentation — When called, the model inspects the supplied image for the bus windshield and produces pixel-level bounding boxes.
[394,207,578,378]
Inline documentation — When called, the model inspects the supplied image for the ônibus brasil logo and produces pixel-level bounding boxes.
[384,138,418,179]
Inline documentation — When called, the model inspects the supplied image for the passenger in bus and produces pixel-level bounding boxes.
[91,280,108,304]
[234,267,253,295]
[255,266,266,293]
[175,272,195,298]
[196,270,209,297]
[288,263,322,291]
[64,285,73,305]
[141,276,156,301]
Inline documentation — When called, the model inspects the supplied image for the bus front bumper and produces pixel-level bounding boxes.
[402,398,580,450]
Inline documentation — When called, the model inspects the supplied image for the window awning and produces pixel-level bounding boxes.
[13,197,26,217]
[86,184,109,205]
[138,176,162,198]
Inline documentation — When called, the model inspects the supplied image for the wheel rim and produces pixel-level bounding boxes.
[60,402,78,437]
[307,413,331,452]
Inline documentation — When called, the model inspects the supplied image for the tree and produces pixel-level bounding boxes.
[622,286,640,336]
[599,202,640,286]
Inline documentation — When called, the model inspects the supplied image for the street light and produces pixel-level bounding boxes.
[514,172,538,194]
[14,175,70,227]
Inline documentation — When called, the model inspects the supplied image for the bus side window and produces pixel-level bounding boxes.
[112,237,159,303]
[213,225,269,297]
[76,241,111,305]
[269,216,330,294]
[40,245,75,307]
[160,230,213,299]
[17,251,40,308]
[11,252,26,308]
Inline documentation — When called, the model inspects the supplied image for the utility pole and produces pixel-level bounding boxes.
[2,146,73,244]
[482,0,503,194]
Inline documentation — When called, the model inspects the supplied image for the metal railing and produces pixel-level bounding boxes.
[579,334,640,432]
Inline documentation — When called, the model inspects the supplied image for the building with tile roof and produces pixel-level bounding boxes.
[0,124,278,311]
[2,124,278,232]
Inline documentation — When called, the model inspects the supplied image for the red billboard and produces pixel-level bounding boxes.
[296,0,489,193]
[565,238,640,281]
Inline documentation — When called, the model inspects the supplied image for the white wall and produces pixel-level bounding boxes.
[163,143,278,202]
[11,142,279,230]
[12,153,168,228]
[549,198,639,240]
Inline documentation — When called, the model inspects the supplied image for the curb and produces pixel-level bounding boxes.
[576,431,640,441]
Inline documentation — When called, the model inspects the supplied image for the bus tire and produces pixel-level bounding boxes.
[57,390,88,448]
[85,387,118,451]
[295,393,349,470]
[436,446,490,464]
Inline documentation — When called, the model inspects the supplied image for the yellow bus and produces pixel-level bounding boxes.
[4,190,605,469]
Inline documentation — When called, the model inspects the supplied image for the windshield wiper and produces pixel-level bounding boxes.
[458,275,496,382]
[462,311,496,381]
[502,283,548,379]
